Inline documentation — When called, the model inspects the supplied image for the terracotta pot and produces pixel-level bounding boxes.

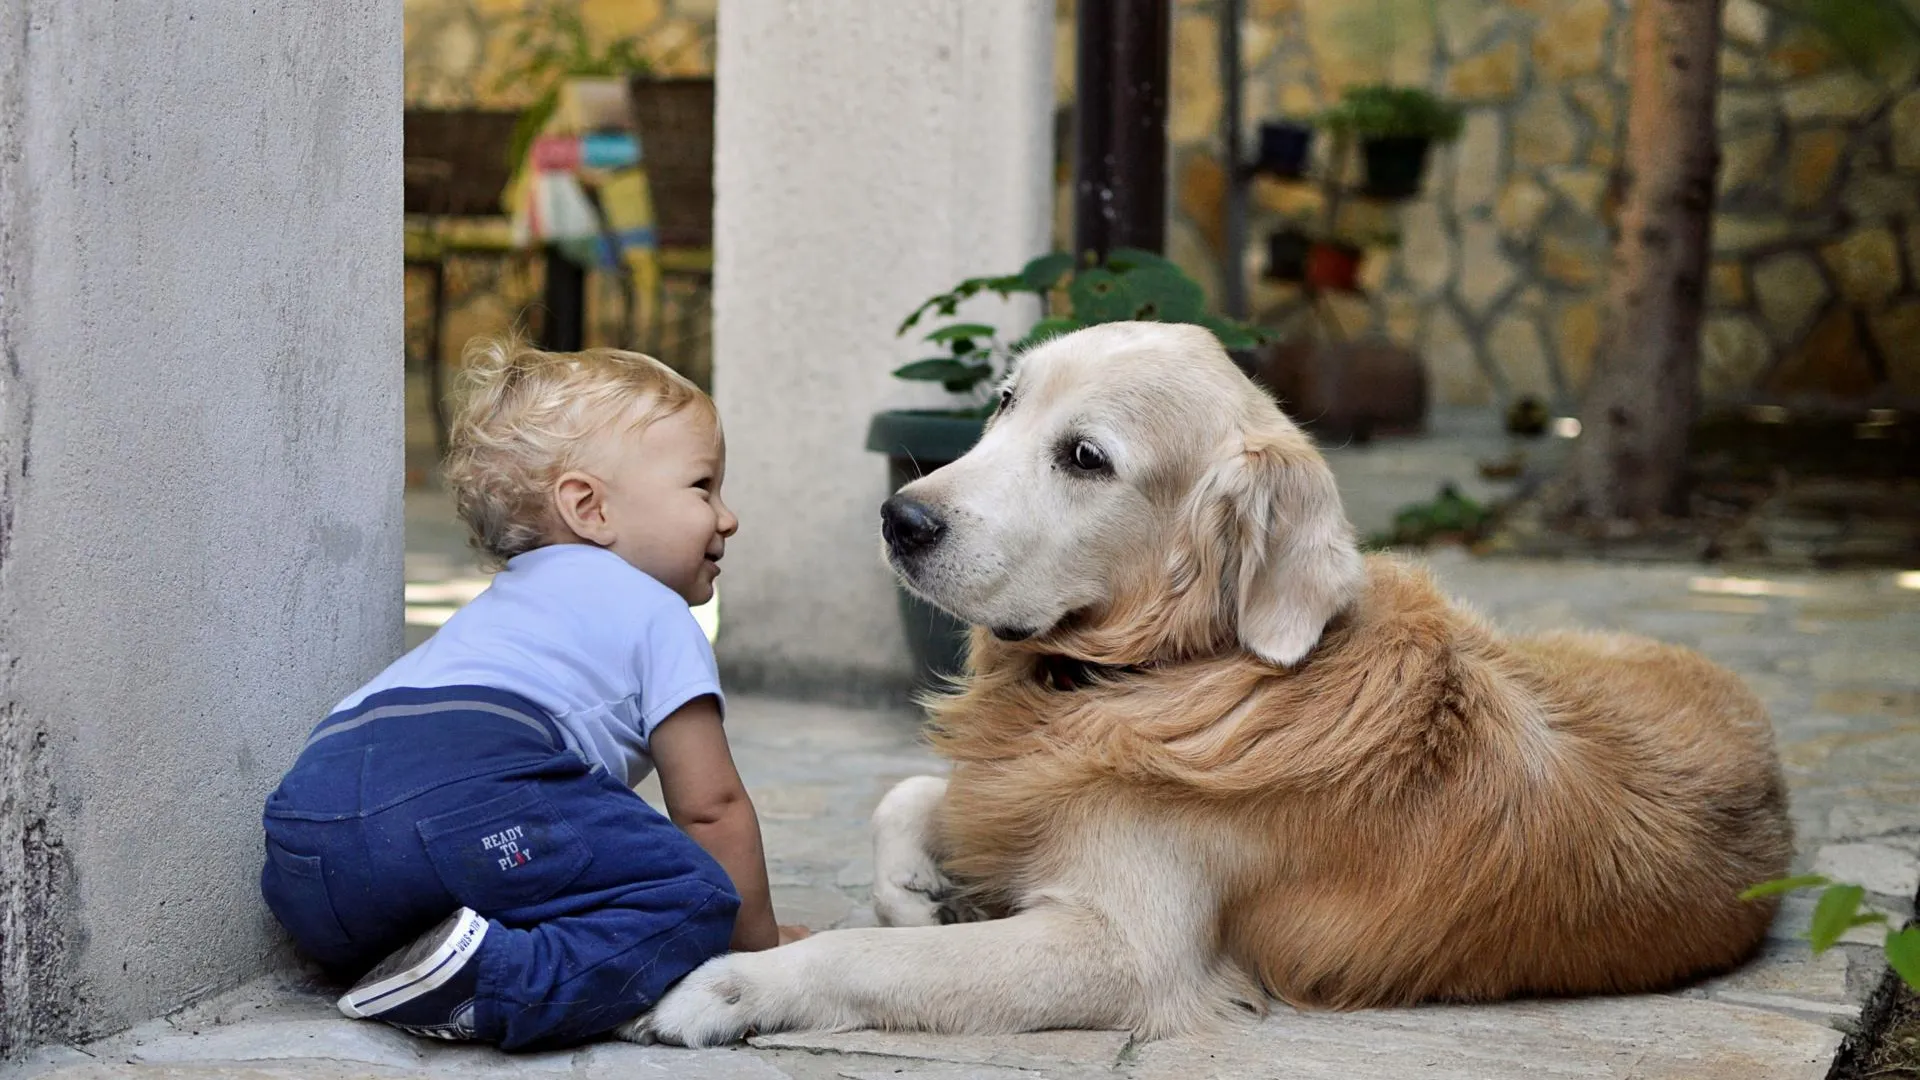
[1305,242,1363,292]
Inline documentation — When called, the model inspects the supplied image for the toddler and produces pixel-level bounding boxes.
[260,338,801,1050]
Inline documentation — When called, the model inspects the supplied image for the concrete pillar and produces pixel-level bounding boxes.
[0,1,402,1051]
[713,0,1055,700]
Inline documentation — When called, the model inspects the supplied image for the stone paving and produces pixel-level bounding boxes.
[7,455,1918,1079]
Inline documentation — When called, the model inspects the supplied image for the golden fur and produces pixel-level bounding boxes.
[931,556,1791,1009]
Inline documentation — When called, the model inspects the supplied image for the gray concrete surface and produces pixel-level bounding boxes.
[8,504,1915,1076]
[0,1,402,1052]
[710,0,1054,702]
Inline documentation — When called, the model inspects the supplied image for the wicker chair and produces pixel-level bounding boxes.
[403,108,522,455]
[627,76,714,388]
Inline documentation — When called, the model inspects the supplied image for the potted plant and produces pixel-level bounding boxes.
[1254,119,1315,178]
[1317,85,1464,200]
[870,249,1271,686]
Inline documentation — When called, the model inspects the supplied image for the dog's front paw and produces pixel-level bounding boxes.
[873,861,954,927]
[617,955,759,1048]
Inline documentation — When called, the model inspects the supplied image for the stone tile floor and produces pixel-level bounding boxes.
[8,428,1917,1080]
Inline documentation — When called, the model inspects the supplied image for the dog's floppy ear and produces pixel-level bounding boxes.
[1190,428,1364,666]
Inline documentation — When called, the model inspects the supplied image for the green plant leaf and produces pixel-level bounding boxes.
[1019,253,1075,292]
[1105,247,1181,274]
[1317,84,1464,141]
[1887,927,1920,990]
[1012,316,1083,351]
[1195,313,1270,351]
[1068,267,1139,324]
[1120,265,1206,323]
[926,323,998,343]
[1738,874,1830,901]
[1809,883,1866,952]
[892,358,990,383]
[898,294,967,336]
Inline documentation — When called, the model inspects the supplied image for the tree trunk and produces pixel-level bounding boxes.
[1567,0,1723,521]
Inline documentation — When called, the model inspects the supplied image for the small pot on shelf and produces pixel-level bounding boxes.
[1305,241,1364,293]
[1255,121,1314,177]
[1360,135,1434,200]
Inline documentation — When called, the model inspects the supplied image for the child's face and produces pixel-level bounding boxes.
[591,405,736,606]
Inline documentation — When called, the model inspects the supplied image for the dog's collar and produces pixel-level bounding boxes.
[1034,654,1145,692]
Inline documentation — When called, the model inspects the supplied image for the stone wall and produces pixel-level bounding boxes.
[1154,0,1920,410]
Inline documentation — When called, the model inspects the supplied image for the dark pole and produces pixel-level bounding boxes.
[1220,0,1248,317]
[1073,0,1171,260]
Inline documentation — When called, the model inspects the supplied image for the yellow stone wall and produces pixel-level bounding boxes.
[405,0,714,108]
[1149,0,1920,408]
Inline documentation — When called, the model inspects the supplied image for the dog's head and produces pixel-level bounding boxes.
[881,321,1363,667]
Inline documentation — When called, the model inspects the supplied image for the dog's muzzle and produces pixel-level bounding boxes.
[881,494,947,561]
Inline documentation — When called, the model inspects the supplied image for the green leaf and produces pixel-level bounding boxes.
[942,372,991,392]
[1019,252,1075,292]
[896,298,946,336]
[1120,265,1206,323]
[1738,874,1830,901]
[1105,247,1180,274]
[1886,927,1920,990]
[926,323,998,343]
[1012,316,1083,351]
[1809,883,1866,952]
[892,358,990,383]
[1068,267,1139,324]
[1195,313,1268,352]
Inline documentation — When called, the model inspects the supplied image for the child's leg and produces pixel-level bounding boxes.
[434,769,740,1049]
[264,688,739,1049]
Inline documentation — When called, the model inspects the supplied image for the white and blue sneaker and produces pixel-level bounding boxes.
[337,907,489,1040]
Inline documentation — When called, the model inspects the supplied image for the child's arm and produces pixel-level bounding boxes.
[649,696,784,952]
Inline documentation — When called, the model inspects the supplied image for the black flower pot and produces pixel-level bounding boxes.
[1255,121,1314,177]
[1265,228,1311,282]
[866,410,987,690]
[1360,136,1433,199]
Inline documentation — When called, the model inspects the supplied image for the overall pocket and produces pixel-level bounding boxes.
[261,836,355,961]
[417,782,594,912]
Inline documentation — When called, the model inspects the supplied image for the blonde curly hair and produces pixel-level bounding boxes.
[443,335,714,568]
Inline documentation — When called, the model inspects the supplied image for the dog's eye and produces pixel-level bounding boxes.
[995,387,1014,414]
[1065,439,1111,475]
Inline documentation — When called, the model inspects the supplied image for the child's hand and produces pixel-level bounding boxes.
[778,924,812,946]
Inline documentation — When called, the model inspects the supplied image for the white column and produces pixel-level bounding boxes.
[712,0,1055,699]
[0,0,402,1048]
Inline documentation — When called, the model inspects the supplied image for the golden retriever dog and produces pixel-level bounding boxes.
[628,321,1792,1047]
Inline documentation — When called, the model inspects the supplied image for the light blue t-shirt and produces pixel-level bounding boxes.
[336,544,723,787]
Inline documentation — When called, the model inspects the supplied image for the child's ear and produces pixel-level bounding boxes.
[553,471,615,546]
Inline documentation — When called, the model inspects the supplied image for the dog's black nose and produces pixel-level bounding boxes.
[881,494,947,557]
